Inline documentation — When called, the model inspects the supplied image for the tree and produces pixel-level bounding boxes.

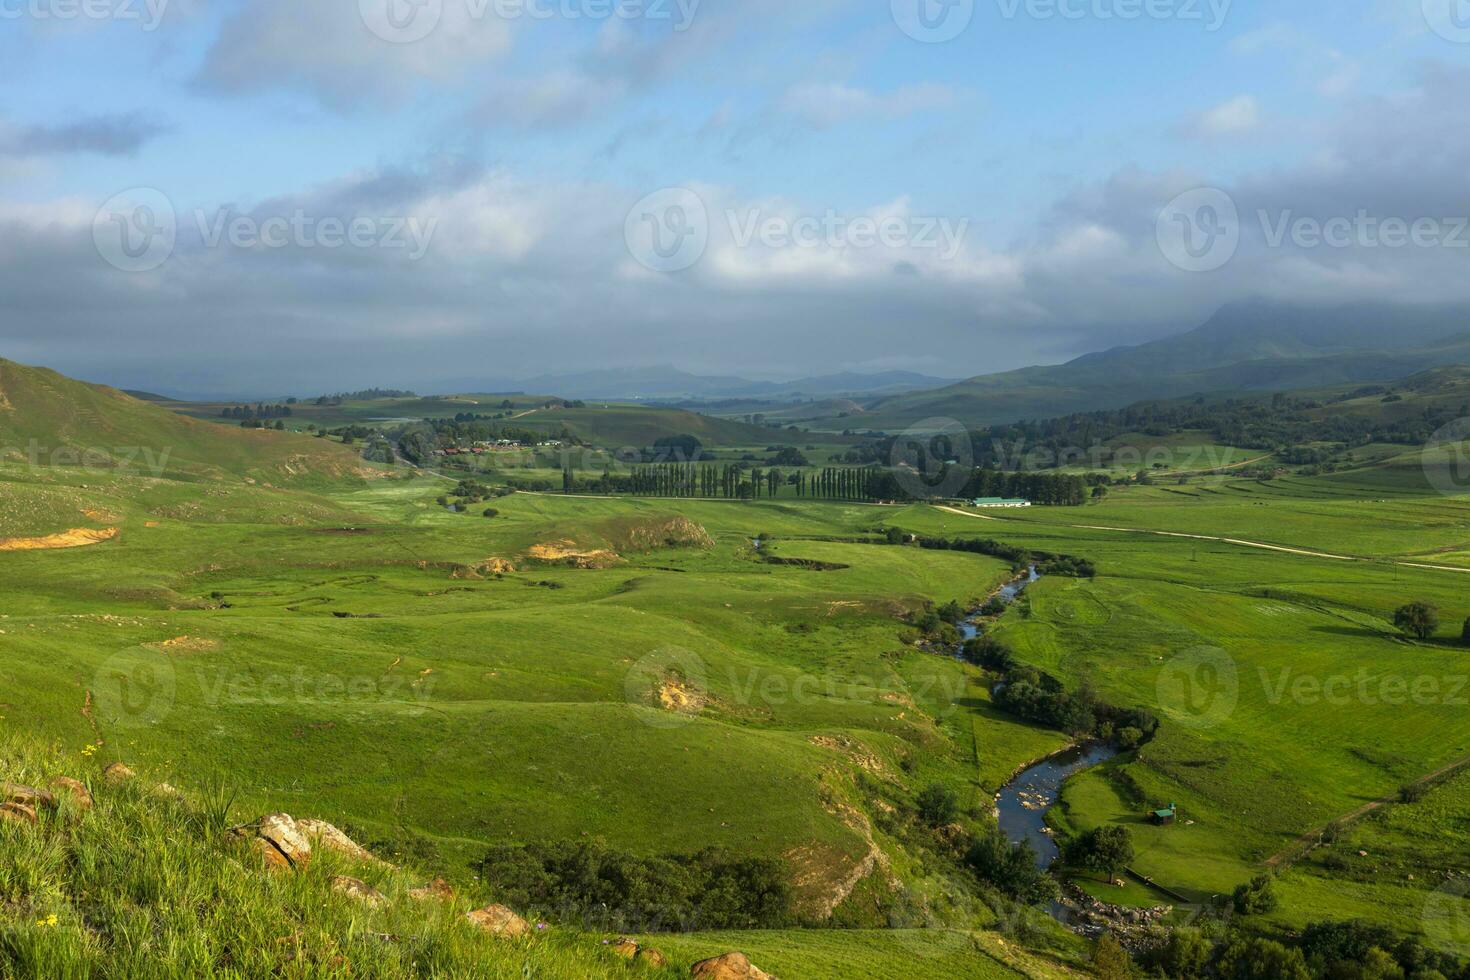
[916,783,959,826]
[1065,826,1134,881]
[1393,602,1439,640]
[1214,938,1311,980]
[1232,874,1279,915]
[1092,933,1134,980]
[1150,928,1211,980]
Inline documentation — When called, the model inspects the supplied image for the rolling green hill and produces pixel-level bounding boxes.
[858,301,1470,429]
[0,359,372,485]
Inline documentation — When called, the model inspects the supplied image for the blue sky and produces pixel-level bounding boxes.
[2,0,1469,395]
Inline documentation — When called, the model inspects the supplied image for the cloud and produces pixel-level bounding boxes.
[775,82,957,130]
[1178,95,1260,140]
[0,113,169,158]
[5,65,1470,394]
[195,0,511,109]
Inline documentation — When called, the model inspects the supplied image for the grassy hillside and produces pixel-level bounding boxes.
[854,301,1470,429]
[2,734,1052,978]
[168,393,808,452]
[0,359,369,485]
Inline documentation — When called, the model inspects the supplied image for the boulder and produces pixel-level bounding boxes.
[0,801,38,826]
[232,813,312,870]
[2,782,56,810]
[297,819,386,866]
[408,877,455,902]
[103,762,135,784]
[251,837,292,870]
[50,777,93,812]
[257,813,312,867]
[331,875,386,907]
[691,952,774,980]
[637,947,669,968]
[465,904,531,938]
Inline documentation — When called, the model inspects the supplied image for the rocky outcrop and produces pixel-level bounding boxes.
[690,952,775,979]
[0,801,38,826]
[465,904,531,938]
[232,813,312,870]
[102,762,135,784]
[331,875,386,907]
[408,877,455,902]
[3,782,56,810]
[297,818,386,866]
[607,939,668,967]
[50,777,93,812]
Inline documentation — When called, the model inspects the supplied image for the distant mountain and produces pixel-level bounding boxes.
[435,367,956,402]
[0,358,367,482]
[860,301,1470,429]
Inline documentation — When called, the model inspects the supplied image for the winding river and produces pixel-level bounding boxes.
[956,564,1121,918]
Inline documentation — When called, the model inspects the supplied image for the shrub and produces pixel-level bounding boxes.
[964,826,1057,905]
[1232,874,1279,915]
[916,783,960,826]
[476,840,791,933]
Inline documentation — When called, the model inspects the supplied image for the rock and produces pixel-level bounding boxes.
[249,836,292,870]
[232,814,312,869]
[637,947,669,968]
[690,952,774,980]
[408,877,455,902]
[0,801,38,826]
[153,783,182,799]
[2,782,56,810]
[331,875,386,907]
[103,762,135,784]
[610,939,640,959]
[50,777,92,812]
[466,904,531,938]
[297,818,386,865]
[257,813,312,867]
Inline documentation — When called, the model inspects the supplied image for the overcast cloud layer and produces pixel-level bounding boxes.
[2,0,1469,396]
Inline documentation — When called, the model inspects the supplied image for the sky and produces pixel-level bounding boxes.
[2,0,1469,397]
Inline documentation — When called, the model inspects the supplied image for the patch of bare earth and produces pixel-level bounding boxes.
[147,636,219,654]
[612,517,714,552]
[526,540,623,569]
[450,558,517,579]
[785,802,896,919]
[658,678,707,714]
[0,527,118,551]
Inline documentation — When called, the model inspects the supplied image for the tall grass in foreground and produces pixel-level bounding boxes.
[0,736,656,979]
